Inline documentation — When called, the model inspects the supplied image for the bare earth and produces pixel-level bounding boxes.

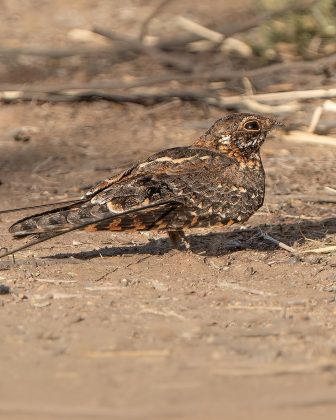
[0,1,335,419]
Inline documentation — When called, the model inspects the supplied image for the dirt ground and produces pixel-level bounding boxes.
[0,1,335,419]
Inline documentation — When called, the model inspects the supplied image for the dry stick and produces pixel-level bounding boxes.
[308,105,323,133]
[176,16,252,57]
[1,50,336,94]
[3,85,336,104]
[215,88,336,104]
[302,245,336,254]
[259,230,298,255]
[0,90,213,105]
[0,89,298,114]
[92,26,193,72]
[281,131,336,147]
[218,281,276,296]
[176,16,224,44]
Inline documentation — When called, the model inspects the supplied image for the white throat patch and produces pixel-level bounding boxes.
[219,135,231,144]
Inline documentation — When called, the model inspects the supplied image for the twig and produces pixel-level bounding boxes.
[218,281,276,296]
[88,349,170,358]
[242,77,254,96]
[227,304,283,311]
[302,245,336,254]
[92,26,193,72]
[323,100,336,112]
[4,85,336,114]
[308,105,323,133]
[176,17,252,57]
[216,88,336,104]
[1,50,336,93]
[281,131,336,147]
[35,278,77,284]
[259,230,298,255]
[0,89,299,114]
[176,16,224,43]
[0,89,212,104]
[139,308,186,320]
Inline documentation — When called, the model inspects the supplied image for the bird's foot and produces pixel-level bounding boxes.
[168,230,190,251]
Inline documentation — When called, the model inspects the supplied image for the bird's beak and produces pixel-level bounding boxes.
[273,120,285,128]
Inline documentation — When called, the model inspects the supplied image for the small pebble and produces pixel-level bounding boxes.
[0,284,10,295]
[120,278,129,287]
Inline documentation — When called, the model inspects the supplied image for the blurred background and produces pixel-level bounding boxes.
[0,1,336,420]
[1,0,336,193]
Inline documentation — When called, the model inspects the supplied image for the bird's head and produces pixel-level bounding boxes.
[194,113,282,159]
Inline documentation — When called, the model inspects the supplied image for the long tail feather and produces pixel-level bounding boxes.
[0,198,82,215]
[0,200,180,259]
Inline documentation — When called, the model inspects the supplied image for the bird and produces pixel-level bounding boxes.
[0,112,281,258]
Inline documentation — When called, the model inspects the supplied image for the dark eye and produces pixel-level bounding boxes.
[244,120,260,131]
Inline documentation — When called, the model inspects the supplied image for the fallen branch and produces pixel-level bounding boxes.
[0,89,298,114]
[215,88,336,105]
[302,245,336,254]
[1,52,336,93]
[37,86,336,108]
[281,131,336,147]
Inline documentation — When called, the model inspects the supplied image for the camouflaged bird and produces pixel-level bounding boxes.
[1,112,280,257]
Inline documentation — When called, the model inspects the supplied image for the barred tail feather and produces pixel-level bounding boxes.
[1,201,180,259]
[9,200,90,238]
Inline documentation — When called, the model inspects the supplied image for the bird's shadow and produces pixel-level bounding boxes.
[50,217,335,260]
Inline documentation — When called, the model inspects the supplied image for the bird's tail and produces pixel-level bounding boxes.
[1,200,180,259]
[8,201,91,238]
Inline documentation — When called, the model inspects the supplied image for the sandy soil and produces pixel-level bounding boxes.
[0,1,335,419]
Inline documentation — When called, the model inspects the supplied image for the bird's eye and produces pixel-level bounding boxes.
[244,120,260,131]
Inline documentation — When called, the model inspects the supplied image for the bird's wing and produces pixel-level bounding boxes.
[90,146,233,206]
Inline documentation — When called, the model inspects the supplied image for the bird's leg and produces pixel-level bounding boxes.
[168,230,190,251]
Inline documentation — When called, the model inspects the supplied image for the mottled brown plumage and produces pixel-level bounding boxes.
[5,112,280,256]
